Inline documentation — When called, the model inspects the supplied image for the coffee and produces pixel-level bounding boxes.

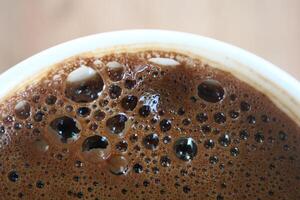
[0,50,299,199]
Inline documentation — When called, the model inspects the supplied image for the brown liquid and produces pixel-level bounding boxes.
[0,51,299,200]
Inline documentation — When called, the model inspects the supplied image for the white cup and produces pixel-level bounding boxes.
[0,29,299,124]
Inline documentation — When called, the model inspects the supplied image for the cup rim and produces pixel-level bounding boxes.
[1,29,299,124]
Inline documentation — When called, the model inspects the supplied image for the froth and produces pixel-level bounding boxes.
[66,65,97,83]
[0,50,299,200]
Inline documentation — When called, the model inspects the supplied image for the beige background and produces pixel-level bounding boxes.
[0,0,299,80]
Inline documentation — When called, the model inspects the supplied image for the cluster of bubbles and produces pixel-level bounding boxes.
[0,51,298,199]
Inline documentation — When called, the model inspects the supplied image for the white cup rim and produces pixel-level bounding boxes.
[1,29,299,124]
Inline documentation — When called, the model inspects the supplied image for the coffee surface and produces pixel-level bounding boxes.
[0,51,299,200]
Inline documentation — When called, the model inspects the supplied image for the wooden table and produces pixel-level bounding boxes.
[0,0,299,79]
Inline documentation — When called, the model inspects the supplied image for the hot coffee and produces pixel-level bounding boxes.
[0,50,299,199]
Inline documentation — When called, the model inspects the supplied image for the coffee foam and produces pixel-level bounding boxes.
[0,50,299,199]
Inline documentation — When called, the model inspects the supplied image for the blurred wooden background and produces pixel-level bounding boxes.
[0,0,299,79]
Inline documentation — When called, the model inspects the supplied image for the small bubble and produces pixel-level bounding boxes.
[77,107,91,117]
[174,137,198,161]
[160,189,166,195]
[204,139,215,149]
[151,117,158,124]
[65,105,73,112]
[160,155,171,167]
[55,153,63,160]
[220,182,227,188]
[183,185,191,193]
[229,110,239,119]
[121,95,138,111]
[8,171,19,182]
[89,122,98,131]
[107,155,128,175]
[143,180,150,187]
[160,119,172,132]
[129,133,138,143]
[4,115,14,124]
[230,94,237,101]
[239,130,249,140]
[139,105,151,117]
[158,110,165,116]
[75,160,84,168]
[180,169,188,176]
[109,84,122,99]
[32,128,41,136]
[247,115,256,124]
[209,155,219,164]
[133,163,143,173]
[261,114,270,123]
[121,189,128,195]
[106,114,128,135]
[218,134,231,147]
[182,118,191,126]
[99,99,109,107]
[124,79,136,89]
[34,111,44,122]
[268,190,274,196]
[201,125,211,134]
[76,192,83,199]
[163,135,172,144]
[18,192,24,198]
[143,133,159,150]
[25,122,33,129]
[73,176,80,182]
[214,112,226,124]
[230,147,240,156]
[216,194,224,200]
[15,101,31,119]
[177,107,185,115]
[50,116,80,143]
[115,140,128,152]
[36,180,45,189]
[190,96,197,102]
[219,163,225,171]
[45,95,57,105]
[283,144,290,151]
[278,131,288,141]
[13,122,22,130]
[254,132,264,143]
[0,126,5,134]
[240,101,251,111]
[67,191,73,196]
[196,113,208,123]
[93,110,105,121]
[197,79,225,103]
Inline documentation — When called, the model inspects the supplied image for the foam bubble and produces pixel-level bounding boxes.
[67,65,97,83]
[107,155,128,175]
[198,79,225,103]
[106,61,124,81]
[14,100,31,119]
[106,114,128,135]
[148,57,180,66]
[49,116,81,143]
[65,66,104,103]
[81,135,111,162]
[174,137,198,161]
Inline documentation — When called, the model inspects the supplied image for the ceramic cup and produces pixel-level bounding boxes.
[0,30,299,124]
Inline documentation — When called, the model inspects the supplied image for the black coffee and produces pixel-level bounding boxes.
[0,51,299,199]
